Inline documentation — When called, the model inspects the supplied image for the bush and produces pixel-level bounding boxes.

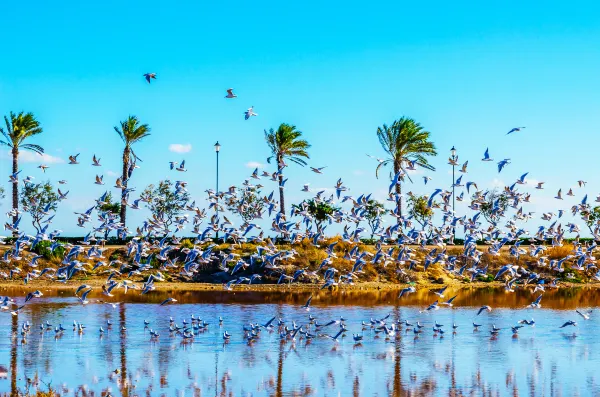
[180,239,194,249]
[33,240,65,260]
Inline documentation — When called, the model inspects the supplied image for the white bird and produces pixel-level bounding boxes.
[160,297,177,306]
[477,306,492,315]
[244,106,258,120]
[576,309,592,320]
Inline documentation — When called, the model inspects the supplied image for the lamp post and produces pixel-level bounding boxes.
[215,141,221,241]
[450,146,457,240]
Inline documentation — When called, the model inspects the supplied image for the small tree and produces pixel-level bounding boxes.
[582,206,600,236]
[407,194,434,231]
[363,199,385,238]
[224,187,265,223]
[479,189,510,226]
[98,192,122,240]
[20,181,59,233]
[294,199,339,231]
[141,180,190,234]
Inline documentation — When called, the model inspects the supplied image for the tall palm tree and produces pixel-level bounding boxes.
[265,123,310,216]
[114,116,150,228]
[375,117,437,221]
[0,112,43,226]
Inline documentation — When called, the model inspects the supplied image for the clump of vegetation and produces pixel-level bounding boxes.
[180,238,195,249]
[141,180,191,234]
[20,181,59,233]
[407,194,434,233]
[479,189,510,226]
[224,186,265,223]
[363,199,385,238]
[33,240,65,260]
[293,199,340,231]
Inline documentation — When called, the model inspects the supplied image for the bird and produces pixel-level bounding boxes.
[398,286,416,298]
[160,297,177,306]
[576,309,592,320]
[176,160,187,172]
[143,73,157,83]
[244,106,258,120]
[482,148,493,162]
[497,159,510,173]
[310,167,326,174]
[529,295,543,309]
[477,306,492,315]
[92,155,101,166]
[507,127,525,135]
[441,295,458,307]
[68,154,80,164]
[560,320,577,328]
[225,88,237,98]
[301,296,313,311]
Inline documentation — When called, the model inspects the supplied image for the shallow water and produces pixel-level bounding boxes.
[0,287,599,396]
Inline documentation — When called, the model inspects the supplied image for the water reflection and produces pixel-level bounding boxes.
[0,289,599,396]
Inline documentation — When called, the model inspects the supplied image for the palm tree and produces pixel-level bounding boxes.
[114,116,150,228]
[375,117,437,221]
[0,112,43,226]
[265,123,310,216]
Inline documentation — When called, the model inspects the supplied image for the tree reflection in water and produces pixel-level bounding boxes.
[2,288,600,396]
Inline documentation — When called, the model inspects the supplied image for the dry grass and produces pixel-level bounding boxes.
[0,239,590,286]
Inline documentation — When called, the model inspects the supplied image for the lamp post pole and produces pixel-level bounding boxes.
[215,141,221,241]
[451,146,457,240]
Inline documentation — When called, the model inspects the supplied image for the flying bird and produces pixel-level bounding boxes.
[143,73,157,83]
[244,106,258,120]
[225,88,237,98]
[507,127,525,135]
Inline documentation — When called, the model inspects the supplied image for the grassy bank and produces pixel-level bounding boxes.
[0,239,591,288]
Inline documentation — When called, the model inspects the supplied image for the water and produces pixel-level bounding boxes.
[1,287,599,396]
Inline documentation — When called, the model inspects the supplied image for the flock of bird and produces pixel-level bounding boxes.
[6,290,593,350]
[1,77,599,343]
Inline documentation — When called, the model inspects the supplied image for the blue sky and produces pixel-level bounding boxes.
[2,1,600,235]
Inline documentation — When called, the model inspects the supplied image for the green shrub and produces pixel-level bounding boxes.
[33,240,65,260]
[180,239,194,249]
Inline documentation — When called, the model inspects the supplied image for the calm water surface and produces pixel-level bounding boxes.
[1,286,599,396]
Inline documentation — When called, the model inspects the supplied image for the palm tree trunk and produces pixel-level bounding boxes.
[120,146,130,230]
[11,147,18,235]
[394,160,402,226]
[277,154,285,216]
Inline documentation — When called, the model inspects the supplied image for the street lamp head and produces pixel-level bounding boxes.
[214,141,221,152]
[451,146,456,157]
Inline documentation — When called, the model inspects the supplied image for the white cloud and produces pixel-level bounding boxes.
[353,170,366,176]
[169,143,192,153]
[106,170,119,177]
[15,150,64,164]
[245,161,265,169]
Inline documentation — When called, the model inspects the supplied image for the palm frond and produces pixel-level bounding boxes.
[264,123,310,167]
[375,160,391,178]
[21,144,45,155]
[375,117,437,177]
[1,111,43,151]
